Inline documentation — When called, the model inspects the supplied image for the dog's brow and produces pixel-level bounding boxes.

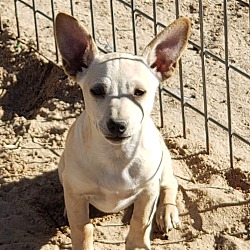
[98,56,151,70]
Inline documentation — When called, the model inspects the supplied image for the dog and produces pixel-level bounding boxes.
[55,12,190,250]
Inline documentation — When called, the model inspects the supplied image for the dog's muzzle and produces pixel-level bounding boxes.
[105,119,131,143]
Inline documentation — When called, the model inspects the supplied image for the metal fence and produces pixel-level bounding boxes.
[7,0,250,168]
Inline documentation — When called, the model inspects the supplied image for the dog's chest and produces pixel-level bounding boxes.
[86,184,141,213]
[81,154,162,213]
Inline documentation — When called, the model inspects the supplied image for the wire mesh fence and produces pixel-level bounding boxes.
[5,0,250,168]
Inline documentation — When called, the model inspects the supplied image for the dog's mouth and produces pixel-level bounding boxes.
[105,136,131,144]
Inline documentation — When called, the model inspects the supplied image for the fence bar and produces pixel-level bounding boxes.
[152,0,157,36]
[89,0,95,41]
[14,0,20,38]
[31,0,39,51]
[175,0,187,138]
[110,0,116,52]
[51,0,58,63]
[223,0,234,168]
[131,0,137,55]
[199,0,210,154]
[0,14,2,32]
[70,0,74,16]
[152,0,164,128]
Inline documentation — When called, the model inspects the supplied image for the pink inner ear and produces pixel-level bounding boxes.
[151,45,176,75]
[151,56,173,74]
[150,23,188,76]
[156,26,187,61]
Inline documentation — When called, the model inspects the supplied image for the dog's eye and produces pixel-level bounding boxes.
[134,88,146,97]
[90,85,105,97]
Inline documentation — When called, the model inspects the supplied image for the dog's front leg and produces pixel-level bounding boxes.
[156,181,179,233]
[126,182,159,250]
[64,188,93,250]
[156,148,179,234]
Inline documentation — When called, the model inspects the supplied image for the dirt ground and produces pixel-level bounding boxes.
[0,0,249,249]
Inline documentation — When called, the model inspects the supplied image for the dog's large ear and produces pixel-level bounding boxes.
[55,13,98,79]
[143,18,190,81]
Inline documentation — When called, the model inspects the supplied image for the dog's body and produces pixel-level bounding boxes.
[55,13,190,250]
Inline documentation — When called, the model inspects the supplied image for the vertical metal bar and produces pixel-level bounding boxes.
[32,0,39,51]
[223,0,234,168]
[70,0,74,16]
[152,0,164,128]
[131,0,137,55]
[199,0,210,154]
[110,0,116,52]
[152,0,157,36]
[249,1,250,33]
[0,13,2,33]
[178,59,186,138]
[175,0,180,17]
[89,0,95,41]
[51,0,58,63]
[248,0,250,33]
[14,0,20,38]
[175,0,187,138]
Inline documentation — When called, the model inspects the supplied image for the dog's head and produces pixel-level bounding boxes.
[55,13,190,144]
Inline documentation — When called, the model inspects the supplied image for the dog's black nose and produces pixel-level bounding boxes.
[107,119,127,136]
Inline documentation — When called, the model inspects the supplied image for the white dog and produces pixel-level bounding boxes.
[55,13,190,250]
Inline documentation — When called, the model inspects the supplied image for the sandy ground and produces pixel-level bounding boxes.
[0,0,250,249]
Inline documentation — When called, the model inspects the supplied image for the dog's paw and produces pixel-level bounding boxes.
[156,203,180,233]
